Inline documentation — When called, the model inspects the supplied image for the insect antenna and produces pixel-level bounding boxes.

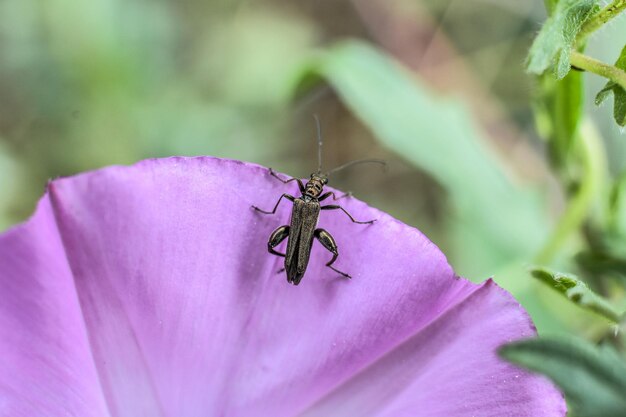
[314,114,323,174]
[311,115,386,177]
[325,158,387,177]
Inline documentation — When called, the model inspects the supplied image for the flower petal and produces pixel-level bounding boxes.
[0,157,564,416]
[300,281,566,417]
[0,196,110,416]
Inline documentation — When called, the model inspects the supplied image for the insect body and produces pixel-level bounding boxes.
[252,118,384,285]
[253,170,374,285]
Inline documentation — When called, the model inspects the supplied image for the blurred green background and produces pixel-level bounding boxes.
[1,0,625,335]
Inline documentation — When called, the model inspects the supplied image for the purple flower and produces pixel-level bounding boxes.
[0,157,564,416]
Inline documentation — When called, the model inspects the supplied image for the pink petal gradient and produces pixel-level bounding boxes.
[0,157,564,417]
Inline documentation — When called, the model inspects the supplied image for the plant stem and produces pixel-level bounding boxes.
[535,120,605,265]
[570,51,626,91]
[577,0,626,43]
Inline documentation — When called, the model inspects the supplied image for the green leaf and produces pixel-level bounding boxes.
[534,69,584,168]
[555,70,584,155]
[527,0,598,79]
[544,0,559,15]
[500,336,626,417]
[595,45,626,126]
[531,266,624,322]
[292,41,550,280]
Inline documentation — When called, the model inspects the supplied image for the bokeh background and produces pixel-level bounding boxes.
[1,0,625,335]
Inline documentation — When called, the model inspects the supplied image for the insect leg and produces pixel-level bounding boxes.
[314,228,351,279]
[320,205,376,224]
[269,168,306,193]
[252,194,295,215]
[318,191,353,202]
[268,226,289,257]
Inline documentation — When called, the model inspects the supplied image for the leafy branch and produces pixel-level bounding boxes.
[594,45,626,126]
[530,266,624,323]
[570,51,626,92]
[576,0,626,45]
[500,337,626,417]
[502,2,626,413]
[527,0,626,126]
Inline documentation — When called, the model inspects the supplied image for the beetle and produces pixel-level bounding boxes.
[252,117,384,285]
